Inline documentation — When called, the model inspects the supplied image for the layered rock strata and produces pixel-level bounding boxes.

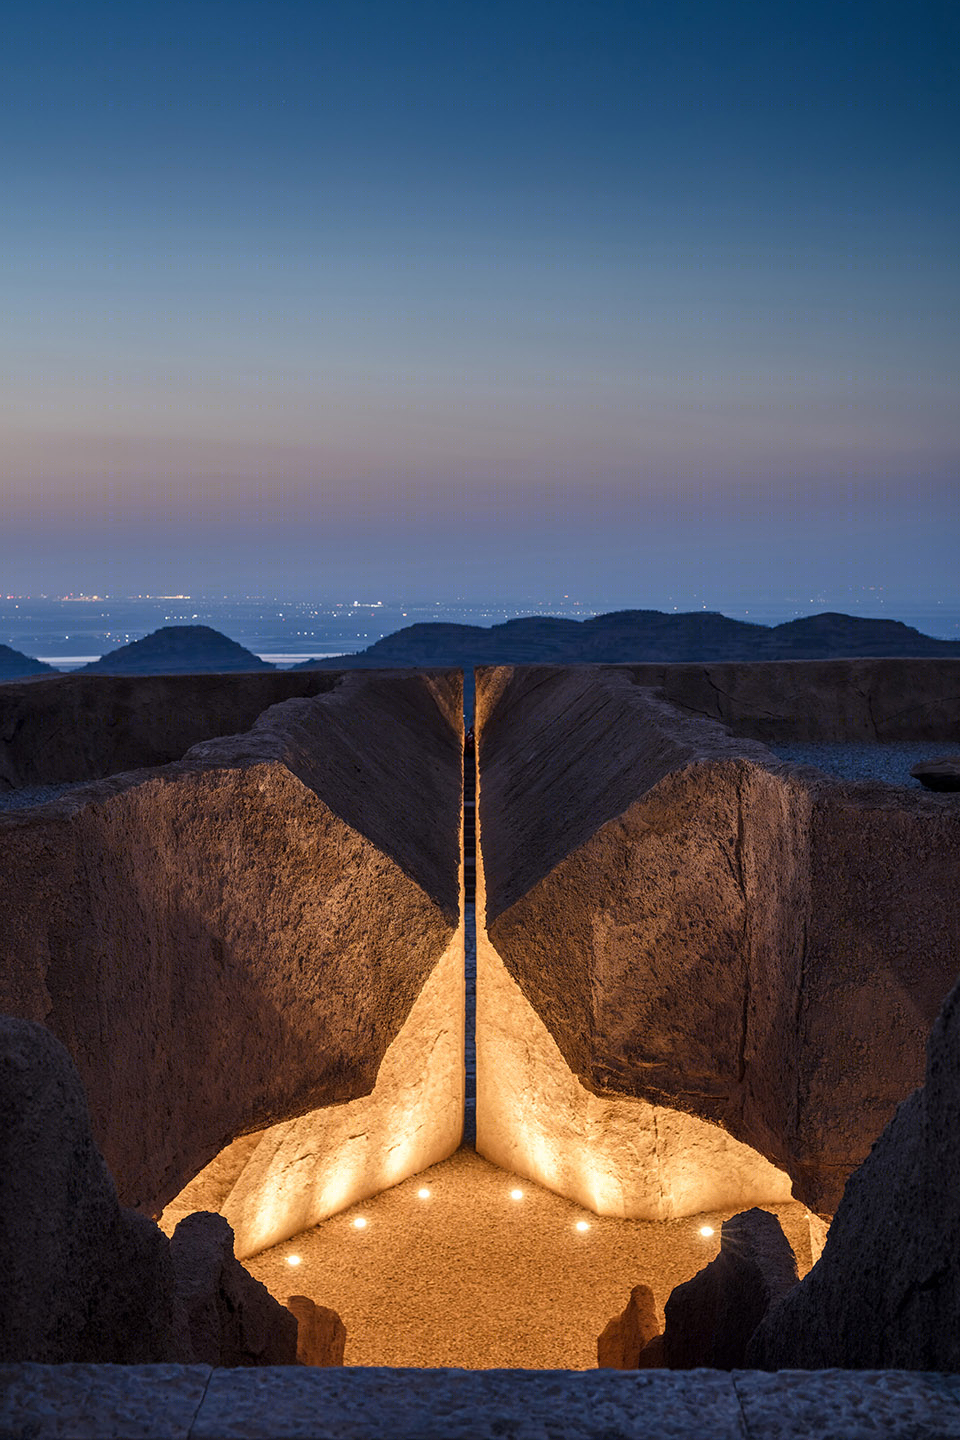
[0,671,463,1238]
[475,665,960,1216]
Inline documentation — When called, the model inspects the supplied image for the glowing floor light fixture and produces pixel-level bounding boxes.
[510,1188,524,1201]
[286,1254,302,1266]
[699,1225,715,1238]
[353,1216,369,1230]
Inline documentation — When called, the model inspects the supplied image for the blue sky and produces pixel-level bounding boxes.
[2,0,958,608]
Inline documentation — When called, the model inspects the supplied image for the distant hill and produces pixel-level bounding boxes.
[81,626,274,674]
[0,644,58,680]
[296,609,960,670]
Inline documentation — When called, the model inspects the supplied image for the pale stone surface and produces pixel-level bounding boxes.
[285,1297,346,1367]
[5,1365,960,1439]
[0,671,462,1216]
[663,1208,799,1369]
[748,973,960,1371]
[161,935,464,1257]
[733,1371,960,1439]
[0,1017,186,1365]
[170,1212,298,1367]
[597,1283,659,1368]
[475,665,960,1216]
[0,1363,212,1440]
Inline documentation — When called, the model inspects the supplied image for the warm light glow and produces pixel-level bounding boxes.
[286,1254,302,1266]
[699,1225,715,1238]
[575,1220,590,1232]
[353,1216,368,1230]
[510,1188,524,1200]
[417,1187,431,1199]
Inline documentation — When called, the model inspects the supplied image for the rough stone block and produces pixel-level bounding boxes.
[748,971,960,1371]
[285,1296,346,1367]
[662,1207,799,1369]
[170,1212,298,1366]
[596,1283,659,1368]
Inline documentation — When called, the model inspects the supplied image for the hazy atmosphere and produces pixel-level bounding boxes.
[2,0,958,612]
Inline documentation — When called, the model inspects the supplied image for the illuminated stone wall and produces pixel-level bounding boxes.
[475,664,960,1216]
[0,671,464,1224]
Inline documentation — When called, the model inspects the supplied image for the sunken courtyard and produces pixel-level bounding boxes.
[2,659,960,1435]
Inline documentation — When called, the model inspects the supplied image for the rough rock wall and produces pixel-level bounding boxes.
[0,671,463,1217]
[0,671,345,789]
[748,973,960,1371]
[475,665,960,1216]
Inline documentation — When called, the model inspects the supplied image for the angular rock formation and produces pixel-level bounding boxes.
[0,643,56,680]
[170,1212,297,1366]
[285,1296,347,1367]
[0,671,463,1240]
[662,1209,798,1369]
[475,665,960,1217]
[748,973,960,1371]
[0,1016,185,1364]
[597,1283,659,1368]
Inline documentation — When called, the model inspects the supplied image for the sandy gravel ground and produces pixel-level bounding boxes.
[246,1146,818,1369]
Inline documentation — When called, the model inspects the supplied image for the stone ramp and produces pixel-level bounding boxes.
[4,1366,960,1439]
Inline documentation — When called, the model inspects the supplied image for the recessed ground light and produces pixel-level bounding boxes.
[353,1216,368,1230]
[510,1188,524,1200]
[417,1187,431,1199]
[575,1220,590,1232]
[286,1254,302,1266]
[699,1225,715,1238]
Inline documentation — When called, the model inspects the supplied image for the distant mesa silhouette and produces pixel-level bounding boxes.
[81,625,274,675]
[296,609,960,670]
[0,644,57,680]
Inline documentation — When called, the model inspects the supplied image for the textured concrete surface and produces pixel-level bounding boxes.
[476,665,960,1216]
[663,1208,799,1369]
[244,1148,818,1370]
[5,1366,960,1438]
[749,972,960,1371]
[0,670,462,1216]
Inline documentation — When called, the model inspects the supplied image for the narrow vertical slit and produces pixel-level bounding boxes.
[463,723,477,1146]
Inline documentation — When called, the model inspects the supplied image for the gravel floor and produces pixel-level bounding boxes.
[768,741,959,787]
[246,1148,818,1369]
[0,781,90,812]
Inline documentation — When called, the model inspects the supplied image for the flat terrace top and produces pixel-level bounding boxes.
[4,1365,960,1439]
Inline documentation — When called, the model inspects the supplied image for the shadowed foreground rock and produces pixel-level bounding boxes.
[662,1208,798,1369]
[285,1296,347,1367]
[0,1016,185,1365]
[597,1284,659,1369]
[170,1213,297,1366]
[0,1018,308,1367]
[748,974,960,1371]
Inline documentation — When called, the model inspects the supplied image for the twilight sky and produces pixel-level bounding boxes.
[2,0,958,610]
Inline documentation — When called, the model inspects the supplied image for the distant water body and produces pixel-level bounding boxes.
[35,652,347,671]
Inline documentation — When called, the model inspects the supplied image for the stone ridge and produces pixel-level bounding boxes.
[4,1365,960,1438]
[0,672,462,1214]
[0,642,55,679]
[81,625,273,674]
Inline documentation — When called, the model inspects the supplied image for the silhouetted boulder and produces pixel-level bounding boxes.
[170,1212,298,1366]
[748,973,960,1371]
[911,755,960,791]
[597,1283,659,1368]
[82,624,272,674]
[0,1016,186,1364]
[285,1295,347,1366]
[662,1209,799,1369]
